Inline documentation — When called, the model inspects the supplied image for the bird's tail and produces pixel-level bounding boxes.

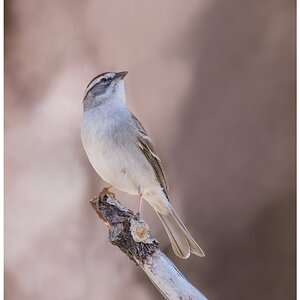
[155,205,205,259]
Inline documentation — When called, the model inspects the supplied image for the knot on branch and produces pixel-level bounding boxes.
[90,195,159,264]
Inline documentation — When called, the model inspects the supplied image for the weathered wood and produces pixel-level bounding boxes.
[90,194,208,300]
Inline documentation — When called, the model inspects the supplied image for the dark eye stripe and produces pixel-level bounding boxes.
[86,72,111,88]
[86,77,108,94]
[85,72,116,97]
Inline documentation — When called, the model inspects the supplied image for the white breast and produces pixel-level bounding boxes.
[81,103,154,195]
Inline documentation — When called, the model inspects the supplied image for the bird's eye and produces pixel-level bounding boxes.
[101,77,108,83]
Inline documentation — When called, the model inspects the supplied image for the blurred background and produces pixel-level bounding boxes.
[4,0,295,299]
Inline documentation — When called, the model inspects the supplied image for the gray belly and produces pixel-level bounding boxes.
[83,134,155,195]
[81,108,157,195]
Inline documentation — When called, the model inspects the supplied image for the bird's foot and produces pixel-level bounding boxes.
[99,185,115,200]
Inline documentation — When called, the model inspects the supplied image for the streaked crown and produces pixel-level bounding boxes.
[84,71,128,97]
[83,71,128,111]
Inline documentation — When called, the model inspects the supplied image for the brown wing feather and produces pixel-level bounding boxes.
[131,114,169,197]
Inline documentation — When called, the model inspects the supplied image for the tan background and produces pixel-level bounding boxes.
[5,0,295,299]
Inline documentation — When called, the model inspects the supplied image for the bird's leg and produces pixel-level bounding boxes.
[137,195,143,217]
[137,186,144,217]
[99,185,115,199]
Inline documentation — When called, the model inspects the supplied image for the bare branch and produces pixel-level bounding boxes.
[90,195,208,300]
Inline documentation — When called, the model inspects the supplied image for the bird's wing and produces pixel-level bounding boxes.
[131,113,169,197]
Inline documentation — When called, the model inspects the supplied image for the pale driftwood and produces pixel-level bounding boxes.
[90,194,208,300]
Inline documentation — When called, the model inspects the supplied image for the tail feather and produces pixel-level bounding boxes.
[156,206,205,259]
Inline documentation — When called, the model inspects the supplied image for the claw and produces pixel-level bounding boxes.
[99,185,115,199]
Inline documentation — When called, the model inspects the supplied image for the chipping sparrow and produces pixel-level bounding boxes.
[81,71,204,259]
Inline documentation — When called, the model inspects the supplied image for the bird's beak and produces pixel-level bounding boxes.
[114,71,128,80]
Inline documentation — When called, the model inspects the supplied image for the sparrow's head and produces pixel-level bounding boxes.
[83,71,128,111]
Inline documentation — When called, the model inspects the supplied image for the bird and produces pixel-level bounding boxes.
[81,71,204,259]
